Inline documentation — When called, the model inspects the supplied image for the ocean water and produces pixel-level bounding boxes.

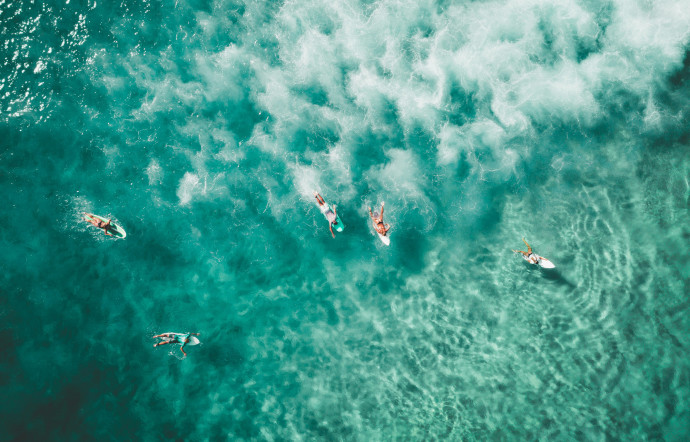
[1,0,689,439]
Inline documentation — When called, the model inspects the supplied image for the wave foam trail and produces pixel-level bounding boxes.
[2,0,690,439]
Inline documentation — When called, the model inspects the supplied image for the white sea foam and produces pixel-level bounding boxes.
[146,158,163,185]
[177,172,200,206]
[292,163,323,200]
[196,44,246,103]
[512,61,601,126]
[176,171,229,206]
[88,0,690,223]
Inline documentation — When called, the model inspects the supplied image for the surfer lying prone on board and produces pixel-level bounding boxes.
[314,192,340,238]
[369,202,390,237]
[153,332,200,357]
[512,238,555,268]
[85,213,116,236]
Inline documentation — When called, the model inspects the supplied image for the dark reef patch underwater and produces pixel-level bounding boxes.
[1,0,689,439]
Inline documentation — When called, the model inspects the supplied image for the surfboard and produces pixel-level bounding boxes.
[160,333,200,345]
[521,254,555,268]
[318,201,345,233]
[537,257,555,269]
[84,213,126,238]
[377,231,390,246]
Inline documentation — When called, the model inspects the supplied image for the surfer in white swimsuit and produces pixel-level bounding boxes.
[153,332,200,357]
[314,192,339,238]
[369,202,390,236]
[512,238,540,264]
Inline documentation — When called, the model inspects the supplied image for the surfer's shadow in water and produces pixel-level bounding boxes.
[531,265,576,289]
[511,256,573,288]
[513,251,576,288]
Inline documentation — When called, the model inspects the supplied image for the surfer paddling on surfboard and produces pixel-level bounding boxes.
[369,202,390,238]
[314,192,340,238]
[84,213,116,236]
[512,238,555,268]
[153,332,200,357]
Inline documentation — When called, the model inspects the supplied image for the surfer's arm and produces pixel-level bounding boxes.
[329,223,335,238]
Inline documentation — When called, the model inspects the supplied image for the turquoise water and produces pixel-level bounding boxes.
[2,0,690,439]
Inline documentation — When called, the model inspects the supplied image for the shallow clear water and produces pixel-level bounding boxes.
[2,0,689,439]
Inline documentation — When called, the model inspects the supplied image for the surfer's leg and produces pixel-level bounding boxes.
[522,238,532,254]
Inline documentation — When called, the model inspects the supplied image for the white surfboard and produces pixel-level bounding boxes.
[377,231,390,246]
[371,201,390,245]
[521,255,555,268]
[537,257,555,269]
[186,336,201,346]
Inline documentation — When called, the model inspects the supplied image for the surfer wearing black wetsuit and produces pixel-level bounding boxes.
[369,202,390,236]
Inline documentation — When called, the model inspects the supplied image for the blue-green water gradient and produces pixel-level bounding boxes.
[2,0,690,439]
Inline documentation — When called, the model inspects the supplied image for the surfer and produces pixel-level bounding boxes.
[369,202,390,237]
[153,332,200,357]
[84,213,116,236]
[314,192,339,238]
[512,238,541,265]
